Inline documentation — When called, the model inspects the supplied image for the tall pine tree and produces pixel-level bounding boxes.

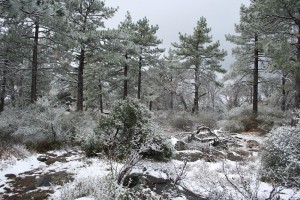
[62,0,116,111]
[173,17,226,113]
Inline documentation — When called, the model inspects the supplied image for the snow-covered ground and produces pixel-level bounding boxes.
[0,134,299,200]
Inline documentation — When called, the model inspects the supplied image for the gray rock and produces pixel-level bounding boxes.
[246,140,260,149]
[227,152,244,162]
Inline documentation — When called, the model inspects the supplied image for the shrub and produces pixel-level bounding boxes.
[170,112,194,131]
[90,98,172,161]
[169,110,219,131]
[196,111,219,129]
[261,123,300,187]
[0,95,85,152]
[219,105,288,133]
[140,134,173,161]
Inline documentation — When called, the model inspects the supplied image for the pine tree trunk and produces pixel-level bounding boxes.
[77,48,85,111]
[295,23,300,109]
[31,19,39,103]
[10,79,15,107]
[0,60,7,113]
[137,55,142,99]
[170,74,174,109]
[170,91,174,110]
[98,80,103,113]
[281,75,286,111]
[192,65,200,113]
[123,54,128,100]
[253,35,259,115]
[149,101,153,111]
[180,94,188,110]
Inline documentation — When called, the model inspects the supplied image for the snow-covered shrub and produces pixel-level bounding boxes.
[218,119,245,133]
[59,172,163,200]
[13,97,69,152]
[196,111,219,129]
[60,173,123,200]
[220,105,287,133]
[261,124,300,187]
[169,110,219,131]
[1,95,84,152]
[90,98,172,161]
[170,111,194,131]
[140,134,173,161]
[256,106,289,133]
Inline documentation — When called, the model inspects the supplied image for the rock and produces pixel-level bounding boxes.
[21,189,52,200]
[123,170,205,200]
[5,174,16,179]
[46,157,66,165]
[37,156,47,162]
[174,150,204,162]
[246,140,260,149]
[174,140,186,151]
[3,187,12,193]
[227,152,243,162]
[235,149,250,157]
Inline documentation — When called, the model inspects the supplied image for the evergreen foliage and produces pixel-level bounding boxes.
[262,120,300,187]
[172,17,226,113]
[90,98,172,160]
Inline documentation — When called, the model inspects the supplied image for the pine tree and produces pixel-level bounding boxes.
[117,12,139,100]
[62,0,116,111]
[133,17,164,100]
[173,17,226,113]
[251,0,300,108]
[0,0,65,105]
[226,4,265,114]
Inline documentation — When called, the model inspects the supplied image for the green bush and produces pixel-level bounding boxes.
[90,98,172,161]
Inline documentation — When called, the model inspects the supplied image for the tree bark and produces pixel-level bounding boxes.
[98,80,103,113]
[0,60,7,113]
[149,101,153,111]
[123,53,128,100]
[170,74,174,110]
[253,34,259,115]
[180,94,188,110]
[170,91,174,110]
[295,22,300,109]
[192,64,200,113]
[281,74,286,111]
[77,48,85,111]
[137,55,142,99]
[31,18,39,103]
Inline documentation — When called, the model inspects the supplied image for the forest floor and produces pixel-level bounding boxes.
[0,131,299,200]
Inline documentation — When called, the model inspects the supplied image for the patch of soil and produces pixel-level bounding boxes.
[2,151,79,200]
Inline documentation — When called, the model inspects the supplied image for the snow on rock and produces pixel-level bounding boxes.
[0,154,46,193]
[171,137,179,146]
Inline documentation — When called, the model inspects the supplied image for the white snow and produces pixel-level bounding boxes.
[0,134,299,200]
[171,137,179,146]
[0,154,46,193]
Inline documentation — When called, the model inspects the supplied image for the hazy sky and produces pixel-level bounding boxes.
[104,0,250,69]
